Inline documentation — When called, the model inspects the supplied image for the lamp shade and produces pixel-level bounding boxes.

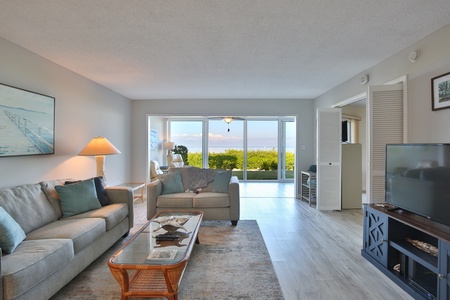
[164,141,175,149]
[78,136,121,156]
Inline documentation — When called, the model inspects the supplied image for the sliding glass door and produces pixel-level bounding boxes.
[168,117,295,181]
[247,120,278,180]
[208,119,244,179]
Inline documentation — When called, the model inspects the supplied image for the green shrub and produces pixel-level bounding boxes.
[187,149,294,170]
[189,152,202,167]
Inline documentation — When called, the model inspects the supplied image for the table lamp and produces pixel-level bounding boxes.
[163,141,175,165]
[164,141,175,155]
[78,136,121,185]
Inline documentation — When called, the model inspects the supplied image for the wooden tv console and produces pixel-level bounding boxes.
[362,204,450,300]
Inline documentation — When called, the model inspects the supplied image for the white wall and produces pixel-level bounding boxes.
[131,99,315,186]
[0,37,132,188]
[315,23,450,144]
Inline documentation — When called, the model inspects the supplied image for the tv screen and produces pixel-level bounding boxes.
[342,121,349,143]
[385,144,450,227]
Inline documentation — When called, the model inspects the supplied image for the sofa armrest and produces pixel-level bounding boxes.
[105,187,134,229]
[229,176,240,222]
[147,180,162,220]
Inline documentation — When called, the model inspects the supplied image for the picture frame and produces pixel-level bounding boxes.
[150,129,158,151]
[431,72,450,111]
[0,83,55,157]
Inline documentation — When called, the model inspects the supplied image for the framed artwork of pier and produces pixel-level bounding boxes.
[0,83,55,157]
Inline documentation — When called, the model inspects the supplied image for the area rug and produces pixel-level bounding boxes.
[50,220,284,300]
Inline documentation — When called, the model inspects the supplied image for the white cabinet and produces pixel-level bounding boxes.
[342,144,362,209]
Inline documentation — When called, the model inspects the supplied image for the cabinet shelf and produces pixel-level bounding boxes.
[389,240,438,273]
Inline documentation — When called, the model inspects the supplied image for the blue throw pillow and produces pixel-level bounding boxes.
[159,171,184,195]
[65,176,111,206]
[212,170,232,193]
[0,206,26,254]
[56,178,101,218]
[93,176,111,206]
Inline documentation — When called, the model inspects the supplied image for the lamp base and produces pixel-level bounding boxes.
[95,155,107,186]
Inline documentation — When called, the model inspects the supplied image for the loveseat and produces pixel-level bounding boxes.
[0,177,134,300]
[147,167,240,225]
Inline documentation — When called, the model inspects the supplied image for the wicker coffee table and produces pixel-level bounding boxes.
[108,211,203,300]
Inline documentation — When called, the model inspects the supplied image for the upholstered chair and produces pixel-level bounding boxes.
[168,154,184,167]
[150,160,164,180]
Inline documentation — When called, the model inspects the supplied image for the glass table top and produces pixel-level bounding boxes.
[110,211,202,266]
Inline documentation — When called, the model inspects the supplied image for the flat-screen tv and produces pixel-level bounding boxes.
[342,121,349,143]
[385,144,450,227]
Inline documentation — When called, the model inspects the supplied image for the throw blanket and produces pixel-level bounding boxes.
[188,167,216,191]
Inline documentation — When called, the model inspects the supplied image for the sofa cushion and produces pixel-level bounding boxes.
[212,170,232,193]
[0,206,26,254]
[158,171,184,195]
[66,203,128,231]
[2,239,74,300]
[0,183,58,234]
[55,178,102,217]
[26,218,105,254]
[193,192,230,208]
[40,179,70,219]
[157,192,194,208]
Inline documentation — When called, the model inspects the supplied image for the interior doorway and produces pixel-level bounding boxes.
[334,94,367,195]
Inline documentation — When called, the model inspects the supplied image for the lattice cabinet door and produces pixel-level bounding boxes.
[363,206,388,267]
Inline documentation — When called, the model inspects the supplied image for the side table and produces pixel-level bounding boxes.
[117,182,145,203]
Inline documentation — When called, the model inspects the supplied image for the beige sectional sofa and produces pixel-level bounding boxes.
[147,167,240,225]
[0,178,134,300]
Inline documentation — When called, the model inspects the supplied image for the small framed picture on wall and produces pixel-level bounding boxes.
[431,72,450,111]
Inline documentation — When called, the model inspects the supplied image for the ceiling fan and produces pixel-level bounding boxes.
[208,116,245,132]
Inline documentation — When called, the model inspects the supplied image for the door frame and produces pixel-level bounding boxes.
[331,75,407,204]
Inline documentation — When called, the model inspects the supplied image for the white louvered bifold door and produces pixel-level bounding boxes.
[367,83,404,203]
[316,108,341,210]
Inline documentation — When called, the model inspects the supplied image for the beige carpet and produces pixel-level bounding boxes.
[51,220,284,300]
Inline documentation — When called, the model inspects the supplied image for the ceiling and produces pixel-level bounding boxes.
[1,1,450,100]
